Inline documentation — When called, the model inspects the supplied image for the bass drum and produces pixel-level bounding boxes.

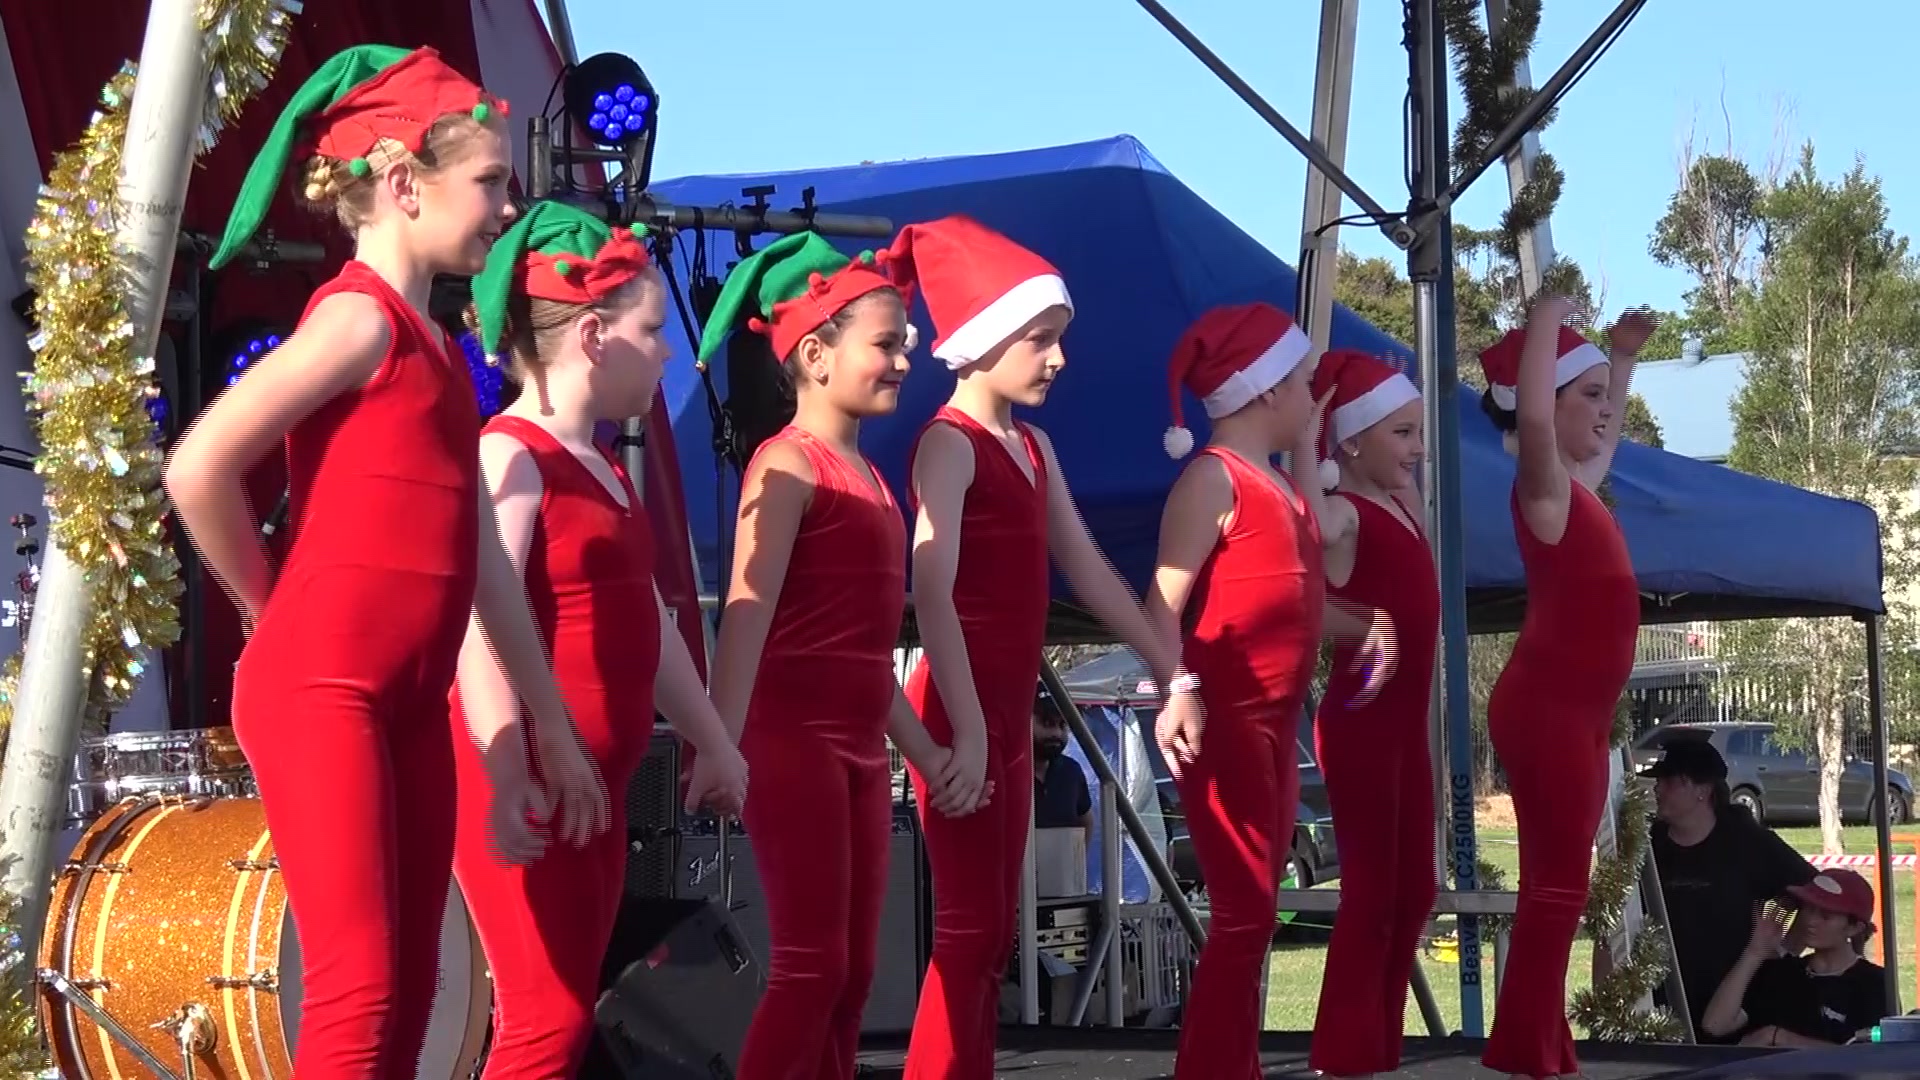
[39,797,492,1080]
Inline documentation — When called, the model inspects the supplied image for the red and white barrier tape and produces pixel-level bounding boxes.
[1806,853,1918,869]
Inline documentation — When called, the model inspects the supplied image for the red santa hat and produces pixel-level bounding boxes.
[1477,324,1608,411]
[884,215,1073,370]
[1310,349,1422,489]
[1163,303,1312,459]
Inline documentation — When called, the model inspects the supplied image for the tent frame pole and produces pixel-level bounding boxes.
[1865,613,1901,1013]
[1296,0,1361,357]
[1480,0,1556,296]
[1404,0,1487,1037]
[1299,0,1446,1038]
[1128,0,1413,250]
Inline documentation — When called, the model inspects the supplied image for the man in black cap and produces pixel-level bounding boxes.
[1633,734,1816,1042]
[1032,688,1094,844]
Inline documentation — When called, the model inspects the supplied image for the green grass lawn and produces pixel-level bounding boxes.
[1259,824,1917,1035]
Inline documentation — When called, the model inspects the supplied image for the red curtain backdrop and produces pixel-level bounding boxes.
[2,0,708,726]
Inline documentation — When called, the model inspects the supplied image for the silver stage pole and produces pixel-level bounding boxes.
[1297,0,1360,355]
[0,0,206,957]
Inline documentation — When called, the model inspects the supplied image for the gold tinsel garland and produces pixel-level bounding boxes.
[1568,698,1686,1042]
[0,0,299,751]
[0,853,40,1078]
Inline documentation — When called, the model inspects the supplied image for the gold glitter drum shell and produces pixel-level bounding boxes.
[38,796,493,1080]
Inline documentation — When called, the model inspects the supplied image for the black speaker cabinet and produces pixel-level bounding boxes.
[677,805,926,1034]
[582,898,762,1080]
[623,726,681,898]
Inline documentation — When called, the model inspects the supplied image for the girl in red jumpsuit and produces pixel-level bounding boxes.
[1148,304,1394,1080]
[1306,348,1438,1079]
[1477,296,1653,1079]
[452,201,750,1078]
[705,233,968,1080]
[882,215,1178,1080]
[164,46,604,1080]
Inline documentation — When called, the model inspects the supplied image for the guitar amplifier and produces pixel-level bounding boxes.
[678,805,927,1033]
[623,726,681,898]
[583,898,761,1080]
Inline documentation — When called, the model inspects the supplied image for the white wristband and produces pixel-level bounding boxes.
[1168,672,1201,696]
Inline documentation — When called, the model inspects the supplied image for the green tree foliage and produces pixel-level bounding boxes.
[1714,146,1920,852]
[1647,151,1772,359]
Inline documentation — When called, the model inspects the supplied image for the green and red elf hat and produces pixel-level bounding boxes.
[694,232,911,369]
[211,45,506,270]
[469,201,654,363]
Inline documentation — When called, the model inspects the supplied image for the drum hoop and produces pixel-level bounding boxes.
[49,796,177,1080]
[109,770,247,786]
[253,846,283,1079]
[91,731,206,750]
[449,901,493,1080]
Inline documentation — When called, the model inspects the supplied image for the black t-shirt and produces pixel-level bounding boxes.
[1651,808,1815,1041]
[1034,754,1092,829]
[1745,955,1887,1044]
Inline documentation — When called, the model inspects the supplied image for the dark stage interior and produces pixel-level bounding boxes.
[848,1027,1867,1079]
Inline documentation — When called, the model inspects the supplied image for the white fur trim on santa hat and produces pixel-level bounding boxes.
[1199,322,1312,418]
[933,274,1074,371]
[1332,371,1421,443]
[1488,340,1608,410]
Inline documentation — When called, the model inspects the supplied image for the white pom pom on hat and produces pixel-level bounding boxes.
[1164,425,1195,460]
[1318,456,1342,492]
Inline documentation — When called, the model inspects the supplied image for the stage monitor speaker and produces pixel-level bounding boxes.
[582,898,762,1080]
[677,804,926,1033]
[623,726,680,898]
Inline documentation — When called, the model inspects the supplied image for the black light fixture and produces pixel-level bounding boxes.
[561,52,658,192]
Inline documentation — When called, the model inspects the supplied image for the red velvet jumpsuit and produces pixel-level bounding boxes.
[736,426,908,1080]
[902,407,1050,1080]
[229,261,479,1080]
[449,415,659,1078]
[1482,482,1639,1077]
[1173,448,1323,1080]
[1310,492,1440,1075]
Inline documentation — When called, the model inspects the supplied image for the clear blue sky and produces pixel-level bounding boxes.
[558,0,1917,325]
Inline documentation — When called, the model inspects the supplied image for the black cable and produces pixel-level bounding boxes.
[540,65,568,124]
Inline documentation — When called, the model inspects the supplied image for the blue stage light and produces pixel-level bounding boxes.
[459,332,506,419]
[223,329,285,388]
[564,53,656,151]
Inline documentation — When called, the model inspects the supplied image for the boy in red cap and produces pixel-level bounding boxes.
[1700,868,1888,1047]
[1148,304,1392,1080]
[1306,348,1438,1079]
[1474,296,1654,1079]
[165,46,597,1080]
[703,233,974,1080]
[884,215,1177,1079]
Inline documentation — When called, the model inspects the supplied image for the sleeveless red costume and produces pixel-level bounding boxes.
[1311,492,1440,1075]
[1174,448,1324,1080]
[449,415,658,1078]
[1483,481,1639,1077]
[736,426,908,1080]
[229,261,479,1078]
[902,407,1050,1080]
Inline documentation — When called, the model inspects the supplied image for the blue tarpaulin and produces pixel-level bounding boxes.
[650,136,1884,625]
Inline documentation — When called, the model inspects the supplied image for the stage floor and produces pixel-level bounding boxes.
[854,1028,1777,1079]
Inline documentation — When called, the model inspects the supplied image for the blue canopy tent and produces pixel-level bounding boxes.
[650,136,1884,632]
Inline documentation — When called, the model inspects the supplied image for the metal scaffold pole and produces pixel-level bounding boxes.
[0,0,207,958]
[1405,0,1484,1035]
